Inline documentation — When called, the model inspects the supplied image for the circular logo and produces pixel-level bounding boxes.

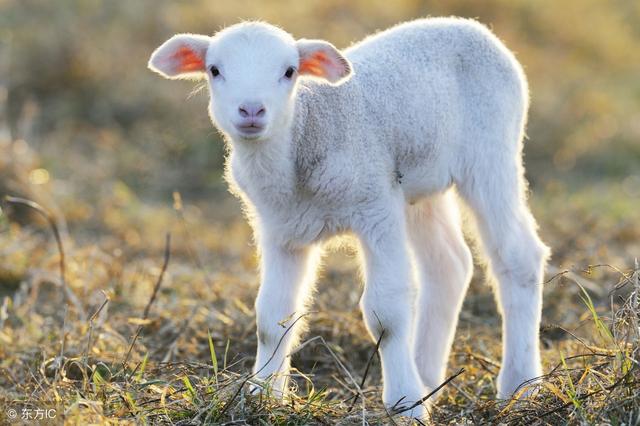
[6,408,17,419]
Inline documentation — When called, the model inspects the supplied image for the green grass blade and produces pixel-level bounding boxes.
[135,352,149,383]
[578,283,615,343]
[208,329,218,383]
[223,338,230,371]
[182,375,197,404]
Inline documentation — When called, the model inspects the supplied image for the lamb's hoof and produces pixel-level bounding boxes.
[247,376,286,399]
[497,369,542,400]
[248,381,263,396]
[390,403,429,422]
[388,396,430,421]
[499,382,540,401]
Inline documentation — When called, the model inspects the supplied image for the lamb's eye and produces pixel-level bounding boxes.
[210,66,220,77]
[284,66,295,79]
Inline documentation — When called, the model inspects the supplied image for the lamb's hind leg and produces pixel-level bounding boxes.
[459,158,549,398]
[406,191,473,392]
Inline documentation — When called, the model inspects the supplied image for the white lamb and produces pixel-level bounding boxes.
[149,18,549,418]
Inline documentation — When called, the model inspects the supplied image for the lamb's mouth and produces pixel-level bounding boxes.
[235,124,265,138]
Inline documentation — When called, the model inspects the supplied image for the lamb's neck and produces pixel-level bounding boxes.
[234,123,292,170]
[229,120,301,206]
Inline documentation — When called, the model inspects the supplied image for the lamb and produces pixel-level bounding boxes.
[149,18,550,419]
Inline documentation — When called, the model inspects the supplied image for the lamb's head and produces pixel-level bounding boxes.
[149,22,353,141]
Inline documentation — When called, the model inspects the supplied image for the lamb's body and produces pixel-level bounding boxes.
[230,19,525,248]
[150,18,548,419]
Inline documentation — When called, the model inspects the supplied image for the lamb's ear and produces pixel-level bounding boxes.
[296,39,352,85]
[148,34,211,80]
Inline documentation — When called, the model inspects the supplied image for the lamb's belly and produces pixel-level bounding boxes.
[398,160,452,202]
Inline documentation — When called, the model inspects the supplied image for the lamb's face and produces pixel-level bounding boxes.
[149,22,353,142]
[204,27,300,141]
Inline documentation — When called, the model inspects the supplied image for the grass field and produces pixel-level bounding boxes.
[1,1,639,424]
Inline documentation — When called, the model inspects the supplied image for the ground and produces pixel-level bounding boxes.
[0,171,638,424]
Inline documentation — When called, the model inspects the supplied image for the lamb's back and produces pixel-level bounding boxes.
[292,18,527,201]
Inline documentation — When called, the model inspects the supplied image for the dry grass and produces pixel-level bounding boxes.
[0,187,638,424]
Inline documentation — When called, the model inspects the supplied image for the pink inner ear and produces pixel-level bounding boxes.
[172,46,205,72]
[299,51,333,78]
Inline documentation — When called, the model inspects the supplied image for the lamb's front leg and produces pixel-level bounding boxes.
[252,242,320,396]
[357,204,427,419]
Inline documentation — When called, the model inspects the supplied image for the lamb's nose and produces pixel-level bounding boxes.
[238,102,266,118]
